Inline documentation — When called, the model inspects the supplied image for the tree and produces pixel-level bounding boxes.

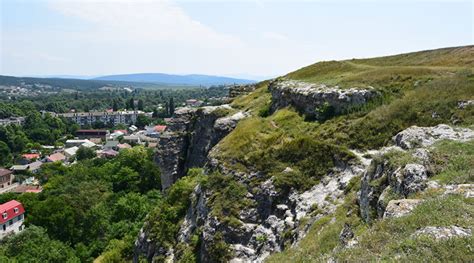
[135,114,151,129]
[137,99,144,111]
[128,98,135,110]
[76,146,96,161]
[0,141,12,166]
[0,225,80,263]
[113,101,119,111]
[169,97,175,116]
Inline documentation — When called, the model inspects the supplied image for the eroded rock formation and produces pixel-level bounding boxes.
[269,79,379,120]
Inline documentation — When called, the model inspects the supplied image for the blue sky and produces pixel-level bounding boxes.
[1,0,472,79]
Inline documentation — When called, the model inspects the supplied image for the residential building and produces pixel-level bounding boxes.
[46,152,66,163]
[104,141,119,151]
[21,153,40,162]
[117,143,132,151]
[185,99,203,107]
[76,130,110,140]
[0,117,25,126]
[28,161,43,174]
[55,110,142,126]
[64,146,79,159]
[0,200,25,240]
[0,169,14,189]
[65,139,96,148]
[123,135,141,145]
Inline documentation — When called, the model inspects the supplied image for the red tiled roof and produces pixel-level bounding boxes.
[22,153,40,160]
[154,125,167,132]
[47,152,66,162]
[0,200,25,224]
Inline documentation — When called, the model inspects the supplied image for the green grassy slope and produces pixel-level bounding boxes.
[213,46,474,261]
[285,45,474,89]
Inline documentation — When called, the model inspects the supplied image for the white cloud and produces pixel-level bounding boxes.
[262,31,288,41]
[49,0,244,49]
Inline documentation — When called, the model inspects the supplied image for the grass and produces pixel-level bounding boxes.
[429,139,474,184]
[213,46,474,262]
[286,46,474,88]
[267,190,474,262]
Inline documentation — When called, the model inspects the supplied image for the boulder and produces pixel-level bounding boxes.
[393,164,429,196]
[393,124,474,150]
[413,226,472,240]
[383,199,423,218]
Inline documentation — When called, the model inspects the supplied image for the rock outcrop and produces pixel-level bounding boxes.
[413,226,472,240]
[229,84,258,98]
[269,80,378,120]
[359,124,474,223]
[156,105,249,189]
[392,124,474,150]
[183,162,365,262]
[383,199,423,218]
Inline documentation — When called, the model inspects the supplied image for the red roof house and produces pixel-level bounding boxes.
[21,153,40,160]
[154,125,167,133]
[46,152,66,163]
[0,200,25,225]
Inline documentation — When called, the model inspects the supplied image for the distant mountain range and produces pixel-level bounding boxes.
[93,73,256,86]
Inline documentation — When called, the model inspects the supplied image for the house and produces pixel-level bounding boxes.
[65,139,92,148]
[108,131,125,141]
[145,125,167,138]
[0,169,14,190]
[123,135,141,145]
[100,149,119,158]
[80,140,96,148]
[128,125,138,133]
[64,146,79,159]
[185,99,203,107]
[27,161,43,174]
[0,200,25,240]
[75,130,110,140]
[104,141,119,151]
[10,165,29,173]
[46,152,66,163]
[117,143,132,151]
[21,153,40,161]
[0,117,25,126]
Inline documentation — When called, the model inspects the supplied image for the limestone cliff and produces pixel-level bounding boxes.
[269,79,379,120]
[156,105,249,189]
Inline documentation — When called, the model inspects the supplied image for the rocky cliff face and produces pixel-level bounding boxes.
[358,124,474,223]
[269,79,379,120]
[136,73,473,262]
[229,84,258,98]
[156,105,249,189]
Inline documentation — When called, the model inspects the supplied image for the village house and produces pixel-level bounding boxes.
[75,129,110,140]
[65,139,96,148]
[0,200,25,240]
[46,152,67,163]
[64,146,79,159]
[185,99,203,107]
[0,117,25,126]
[0,169,15,191]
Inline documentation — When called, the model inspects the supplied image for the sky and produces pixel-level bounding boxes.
[0,0,472,80]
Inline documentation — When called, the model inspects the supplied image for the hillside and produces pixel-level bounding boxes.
[133,46,474,262]
[0,75,201,91]
[94,73,256,86]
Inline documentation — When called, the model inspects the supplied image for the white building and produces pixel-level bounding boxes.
[0,200,25,239]
[54,111,142,126]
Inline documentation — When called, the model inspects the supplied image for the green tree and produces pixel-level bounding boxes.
[137,99,144,111]
[76,146,96,161]
[0,225,80,263]
[0,141,12,166]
